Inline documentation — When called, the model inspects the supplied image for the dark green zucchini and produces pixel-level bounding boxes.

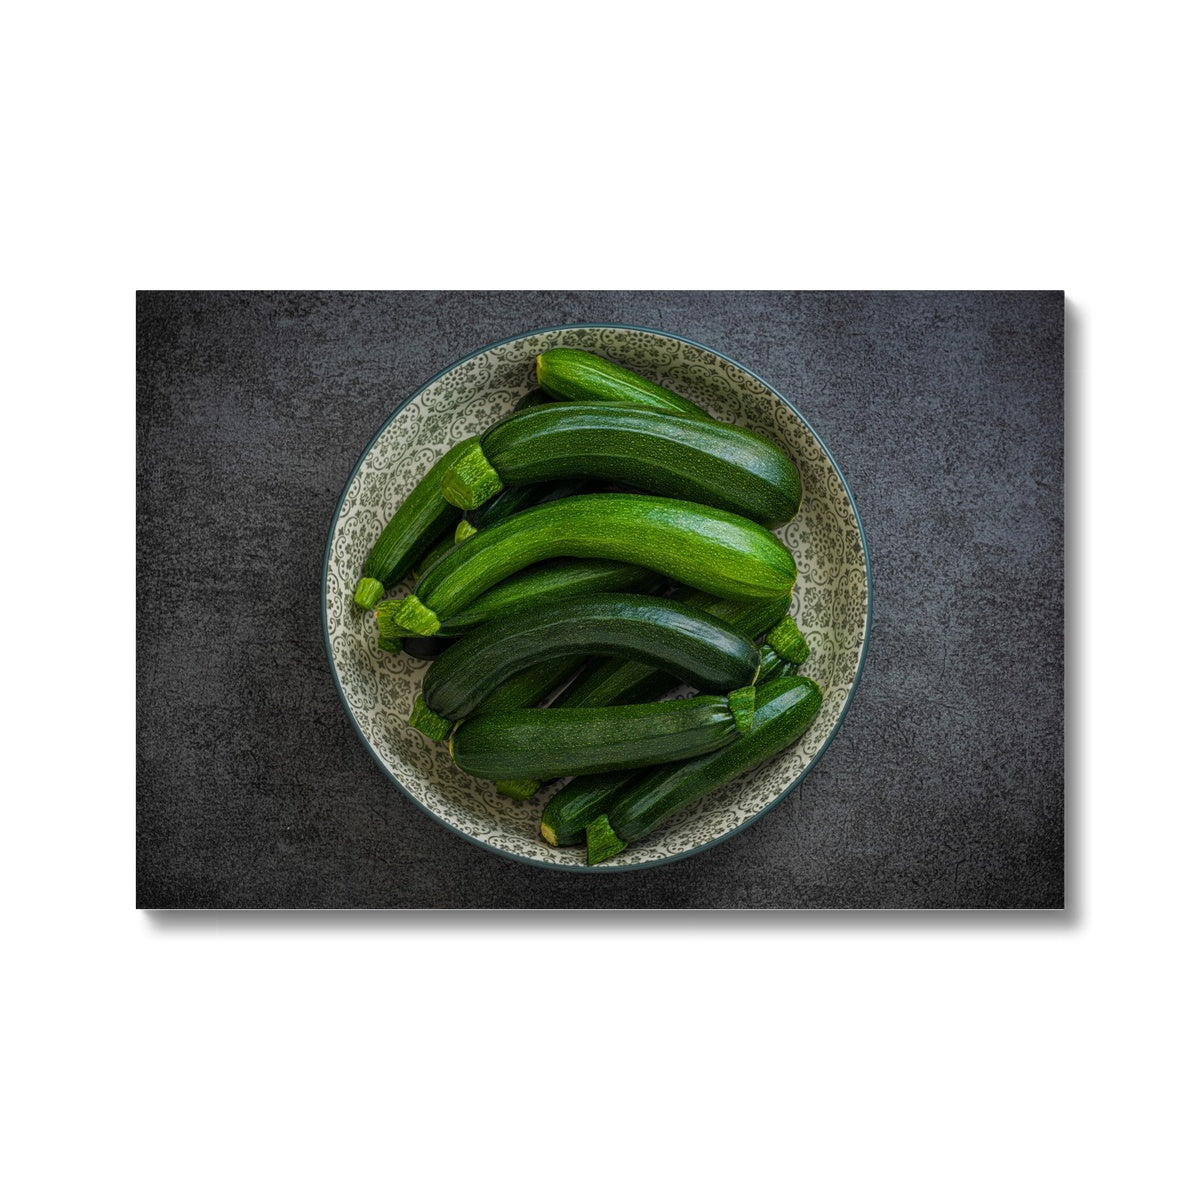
[535,348,712,419]
[539,770,635,848]
[408,594,761,741]
[449,688,756,781]
[473,655,586,715]
[376,558,665,649]
[441,404,802,525]
[584,675,824,864]
[498,590,797,802]
[353,441,475,610]
[756,643,801,682]
[379,494,798,638]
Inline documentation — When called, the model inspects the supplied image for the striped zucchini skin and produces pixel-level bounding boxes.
[449,692,751,781]
[606,676,824,848]
[536,348,711,419]
[420,594,761,726]
[354,441,474,609]
[387,494,798,636]
[463,404,802,527]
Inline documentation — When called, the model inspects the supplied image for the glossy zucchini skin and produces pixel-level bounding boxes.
[353,441,474,609]
[535,348,711,419]
[473,655,585,715]
[449,690,753,781]
[551,590,793,711]
[419,594,761,728]
[501,590,796,801]
[383,494,798,636]
[447,404,802,526]
[540,770,634,847]
[376,558,664,647]
[606,675,823,849]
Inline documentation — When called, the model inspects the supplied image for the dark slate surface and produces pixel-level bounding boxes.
[136,291,1064,909]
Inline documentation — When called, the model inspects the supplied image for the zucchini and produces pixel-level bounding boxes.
[535,348,711,419]
[473,655,586,715]
[380,494,798,638]
[539,770,635,848]
[408,594,761,741]
[584,675,824,864]
[376,558,665,648]
[353,441,475,610]
[499,590,798,802]
[441,405,802,525]
[449,687,756,781]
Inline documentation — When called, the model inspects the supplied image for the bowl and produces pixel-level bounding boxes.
[323,324,871,871]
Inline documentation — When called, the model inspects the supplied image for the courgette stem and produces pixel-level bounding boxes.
[442,438,502,510]
[765,618,810,665]
[585,815,628,866]
[454,519,477,543]
[354,577,386,609]
[408,695,453,741]
[728,686,756,734]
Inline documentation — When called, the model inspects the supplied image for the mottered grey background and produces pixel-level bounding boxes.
[136,291,1064,908]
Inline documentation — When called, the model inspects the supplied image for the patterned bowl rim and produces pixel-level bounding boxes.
[322,323,874,873]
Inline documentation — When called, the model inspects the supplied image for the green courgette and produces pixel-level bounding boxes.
[380,494,798,638]
[449,687,756,781]
[353,441,475,610]
[408,594,762,740]
[472,655,586,715]
[497,590,798,802]
[535,348,712,419]
[376,558,665,648]
[441,405,802,526]
[583,675,824,864]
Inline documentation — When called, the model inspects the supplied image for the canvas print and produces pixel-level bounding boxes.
[136,291,1064,908]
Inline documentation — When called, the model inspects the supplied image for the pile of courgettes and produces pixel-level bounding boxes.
[354,348,824,865]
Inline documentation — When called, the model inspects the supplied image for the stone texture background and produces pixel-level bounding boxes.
[136,291,1064,909]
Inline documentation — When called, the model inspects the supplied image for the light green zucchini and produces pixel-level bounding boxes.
[379,494,798,638]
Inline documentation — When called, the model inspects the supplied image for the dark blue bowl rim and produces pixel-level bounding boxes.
[322,322,874,874]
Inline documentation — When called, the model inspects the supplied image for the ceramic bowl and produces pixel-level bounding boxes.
[323,325,871,871]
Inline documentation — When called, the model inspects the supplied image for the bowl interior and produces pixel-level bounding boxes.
[323,326,870,870]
